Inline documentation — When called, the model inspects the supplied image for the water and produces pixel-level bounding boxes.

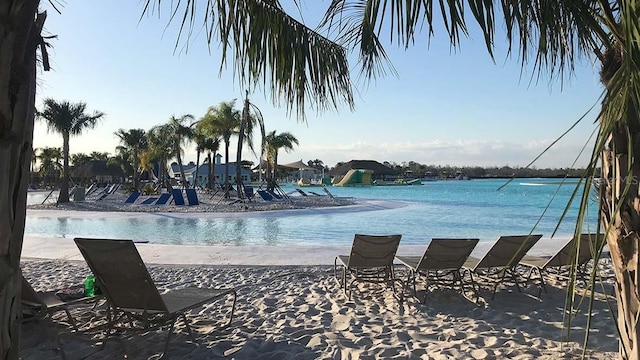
[25,178,599,246]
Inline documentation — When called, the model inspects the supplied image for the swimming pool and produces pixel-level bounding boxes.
[25,179,599,246]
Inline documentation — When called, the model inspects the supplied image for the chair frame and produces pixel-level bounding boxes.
[334,234,402,300]
[73,237,237,357]
[463,234,542,300]
[396,238,479,303]
[521,233,605,295]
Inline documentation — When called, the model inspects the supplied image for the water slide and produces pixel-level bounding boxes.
[333,169,374,187]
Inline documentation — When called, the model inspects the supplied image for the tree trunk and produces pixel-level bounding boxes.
[207,153,213,189]
[236,92,249,199]
[224,138,230,198]
[58,132,70,202]
[0,2,44,358]
[133,153,139,191]
[601,121,640,359]
[194,150,200,189]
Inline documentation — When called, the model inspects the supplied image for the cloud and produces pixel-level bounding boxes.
[289,139,594,168]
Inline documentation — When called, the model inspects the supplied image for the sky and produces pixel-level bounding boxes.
[33,0,604,170]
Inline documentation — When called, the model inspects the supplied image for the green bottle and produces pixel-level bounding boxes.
[84,275,95,297]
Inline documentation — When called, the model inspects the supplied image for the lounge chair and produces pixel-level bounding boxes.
[21,274,88,330]
[256,189,275,201]
[396,238,479,302]
[185,188,200,205]
[295,188,309,197]
[155,193,172,205]
[334,234,402,300]
[463,234,542,299]
[520,233,606,295]
[171,188,185,205]
[322,187,336,199]
[140,197,158,205]
[267,189,284,199]
[73,238,237,356]
[124,191,141,204]
[243,186,255,201]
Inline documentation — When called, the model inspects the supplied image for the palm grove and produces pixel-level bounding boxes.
[2,1,639,359]
[36,98,300,200]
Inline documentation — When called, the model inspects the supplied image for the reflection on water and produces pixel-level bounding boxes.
[25,180,599,246]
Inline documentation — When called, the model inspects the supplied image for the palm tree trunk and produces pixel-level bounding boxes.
[602,122,640,360]
[194,150,201,189]
[176,147,186,188]
[224,139,230,198]
[207,153,213,189]
[133,154,140,191]
[236,92,249,198]
[0,2,44,358]
[59,133,70,202]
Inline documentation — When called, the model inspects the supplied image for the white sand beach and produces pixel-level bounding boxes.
[20,197,619,359]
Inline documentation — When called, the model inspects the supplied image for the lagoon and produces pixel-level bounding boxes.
[25,178,598,246]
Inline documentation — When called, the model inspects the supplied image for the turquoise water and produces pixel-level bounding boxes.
[25,178,599,246]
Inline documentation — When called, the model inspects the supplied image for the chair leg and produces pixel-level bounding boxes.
[181,313,197,343]
[162,318,178,357]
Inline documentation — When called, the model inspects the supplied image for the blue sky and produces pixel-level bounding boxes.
[33,0,603,169]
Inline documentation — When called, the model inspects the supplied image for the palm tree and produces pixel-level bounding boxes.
[37,99,104,202]
[36,147,62,188]
[89,151,110,161]
[265,130,299,190]
[115,128,148,191]
[166,114,195,187]
[147,124,175,189]
[70,153,91,169]
[200,101,242,197]
[191,124,221,189]
[236,91,265,198]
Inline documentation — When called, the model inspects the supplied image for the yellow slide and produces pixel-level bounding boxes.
[334,169,374,187]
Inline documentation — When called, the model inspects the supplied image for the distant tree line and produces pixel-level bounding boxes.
[377,161,590,179]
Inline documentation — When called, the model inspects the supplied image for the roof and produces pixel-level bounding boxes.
[280,160,316,170]
[328,160,399,177]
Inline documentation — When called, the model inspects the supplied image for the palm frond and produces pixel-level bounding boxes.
[142,0,354,119]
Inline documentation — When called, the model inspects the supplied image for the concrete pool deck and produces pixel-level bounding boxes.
[21,235,569,266]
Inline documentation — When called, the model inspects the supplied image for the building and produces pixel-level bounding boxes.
[168,154,252,186]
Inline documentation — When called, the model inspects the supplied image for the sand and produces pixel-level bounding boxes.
[20,192,620,359]
[20,257,618,359]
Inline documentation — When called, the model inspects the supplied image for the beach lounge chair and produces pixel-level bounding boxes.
[124,191,141,204]
[140,197,158,205]
[243,186,255,201]
[322,187,336,199]
[334,234,402,300]
[73,238,237,356]
[185,188,200,205]
[520,233,606,295]
[267,189,283,199]
[171,188,185,205]
[155,192,172,205]
[295,188,309,197]
[463,234,542,299]
[256,189,275,201]
[21,274,89,330]
[396,238,479,302]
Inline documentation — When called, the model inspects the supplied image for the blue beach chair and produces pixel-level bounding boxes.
[124,191,141,204]
[171,189,185,205]
[256,190,274,201]
[140,197,158,205]
[185,188,199,206]
[155,193,172,205]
